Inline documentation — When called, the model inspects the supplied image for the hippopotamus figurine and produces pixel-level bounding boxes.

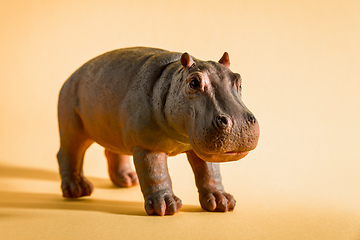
[56,47,259,216]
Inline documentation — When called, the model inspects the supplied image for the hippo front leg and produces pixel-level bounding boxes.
[186,150,236,212]
[133,147,182,216]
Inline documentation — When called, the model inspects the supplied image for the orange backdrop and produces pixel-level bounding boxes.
[1,0,360,239]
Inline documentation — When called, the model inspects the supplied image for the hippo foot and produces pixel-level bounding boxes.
[109,170,139,187]
[61,175,94,198]
[199,190,236,212]
[144,190,182,216]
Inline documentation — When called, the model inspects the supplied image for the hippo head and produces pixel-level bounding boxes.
[167,52,260,162]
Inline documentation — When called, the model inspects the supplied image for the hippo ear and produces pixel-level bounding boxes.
[219,52,230,68]
[181,52,195,68]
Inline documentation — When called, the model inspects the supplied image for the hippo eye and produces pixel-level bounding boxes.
[189,78,201,91]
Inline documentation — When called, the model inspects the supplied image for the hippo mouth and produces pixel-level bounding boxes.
[221,151,249,157]
[189,137,250,162]
[214,150,249,161]
[192,148,250,162]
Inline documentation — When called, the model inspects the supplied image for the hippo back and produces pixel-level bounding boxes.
[63,47,184,154]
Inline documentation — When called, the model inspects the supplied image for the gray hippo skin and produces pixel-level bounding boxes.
[57,47,260,216]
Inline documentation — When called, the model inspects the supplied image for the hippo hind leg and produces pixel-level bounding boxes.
[57,104,94,198]
[105,149,138,187]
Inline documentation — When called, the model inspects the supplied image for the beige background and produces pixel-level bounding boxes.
[1,0,360,239]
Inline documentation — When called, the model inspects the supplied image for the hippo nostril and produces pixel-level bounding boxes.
[246,113,256,125]
[215,115,230,130]
[219,116,228,125]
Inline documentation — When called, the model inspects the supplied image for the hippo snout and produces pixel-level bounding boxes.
[190,111,259,163]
